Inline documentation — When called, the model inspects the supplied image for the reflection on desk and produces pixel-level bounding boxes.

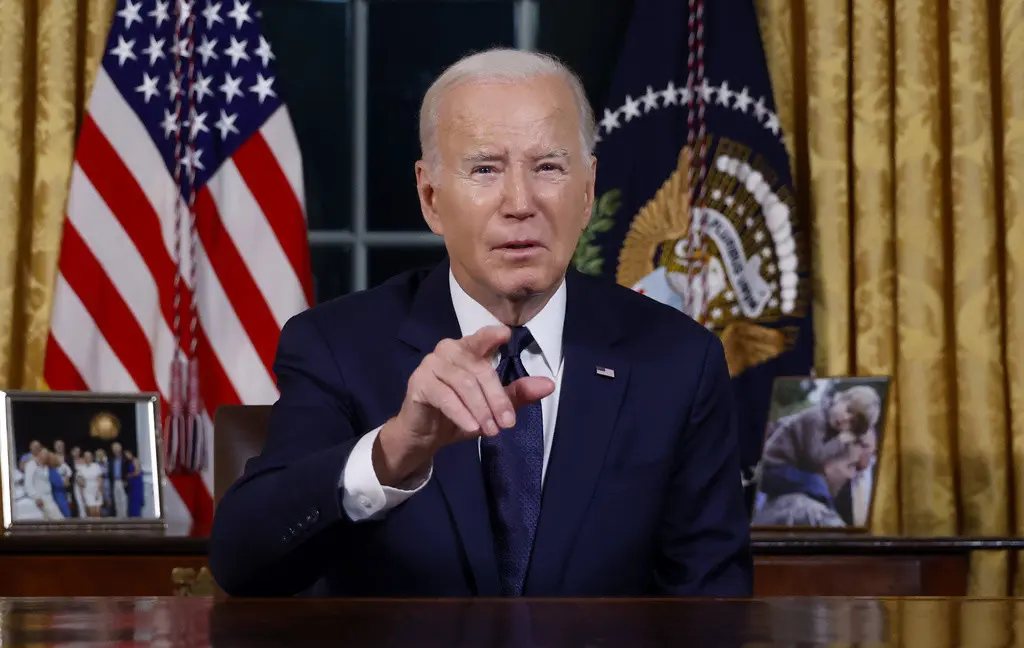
[1,597,1023,646]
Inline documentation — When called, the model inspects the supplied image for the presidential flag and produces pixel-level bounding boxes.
[573,0,813,507]
[43,0,312,535]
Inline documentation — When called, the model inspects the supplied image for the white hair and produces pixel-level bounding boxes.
[418,48,596,172]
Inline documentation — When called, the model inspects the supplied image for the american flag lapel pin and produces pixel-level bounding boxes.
[596,366,615,379]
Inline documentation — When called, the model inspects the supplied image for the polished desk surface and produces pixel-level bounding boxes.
[3,597,1024,646]
[4,531,1024,554]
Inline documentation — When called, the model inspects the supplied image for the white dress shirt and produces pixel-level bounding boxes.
[339,270,567,522]
[850,460,875,527]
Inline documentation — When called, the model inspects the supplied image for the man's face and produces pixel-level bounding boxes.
[416,75,596,302]
[856,428,877,471]
[112,443,122,456]
[823,452,860,494]
[828,399,853,431]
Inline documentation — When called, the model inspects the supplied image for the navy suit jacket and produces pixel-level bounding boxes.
[209,261,753,597]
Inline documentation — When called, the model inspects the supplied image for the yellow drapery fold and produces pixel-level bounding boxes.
[758,0,1024,601]
[0,0,116,391]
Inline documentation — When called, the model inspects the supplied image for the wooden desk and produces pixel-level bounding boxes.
[0,533,1019,597]
[1,597,1022,646]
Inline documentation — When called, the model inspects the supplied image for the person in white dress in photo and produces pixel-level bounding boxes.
[76,451,104,518]
[23,449,64,520]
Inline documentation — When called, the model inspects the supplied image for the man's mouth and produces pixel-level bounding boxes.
[499,240,541,249]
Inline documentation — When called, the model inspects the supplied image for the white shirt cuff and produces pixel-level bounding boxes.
[340,424,432,522]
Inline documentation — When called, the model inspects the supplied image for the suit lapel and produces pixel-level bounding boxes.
[525,270,629,594]
[396,261,500,596]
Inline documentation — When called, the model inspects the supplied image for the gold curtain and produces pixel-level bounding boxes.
[0,0,115,391]
[758,0,1024,597]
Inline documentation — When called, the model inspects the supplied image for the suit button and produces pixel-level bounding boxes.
[281,534,289,544]
[307,507,319,523]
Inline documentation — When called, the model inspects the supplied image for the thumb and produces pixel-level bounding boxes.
[505,376,555,411]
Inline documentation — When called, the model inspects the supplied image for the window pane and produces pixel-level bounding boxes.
[368,245,449,288]
[367,1,516,231]
[261,0,352,231]
[537,0,636,112]
[311,244,352,302]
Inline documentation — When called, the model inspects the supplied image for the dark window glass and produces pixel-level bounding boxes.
[368,245,448,287]
[537,0,635,112]
[311,244,352,303]
[366,1,516,231]
[261,0,352,231]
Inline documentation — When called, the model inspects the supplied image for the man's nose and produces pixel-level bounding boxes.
[501,166,534,218]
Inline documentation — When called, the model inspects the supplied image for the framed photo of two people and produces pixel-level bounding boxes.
[0,390,165,534]
[751,376,891,531]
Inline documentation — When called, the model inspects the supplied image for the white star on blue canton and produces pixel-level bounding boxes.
[176,0,194,27]
[227,0,253,30]
[254,35,274,67]
[149,0,171,27]
[249,73,276,103]
[202,1,224,28]
[109,36,137,67]
[136,72,161,103]
[197,35,219,65]
[215,110,239,140]
[160,109,180,138]
[117,0,144,29]
[191,72,214,103]
[166,74,182,100]
[220,73,244,104]
[225,36,249,67]
[187,107,209,139]
[142,35,166,67]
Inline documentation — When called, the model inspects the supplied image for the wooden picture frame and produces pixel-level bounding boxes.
[0,390,165,534]
[750,376,891,532]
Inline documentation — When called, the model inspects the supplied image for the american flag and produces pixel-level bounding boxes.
[43,0,312,535]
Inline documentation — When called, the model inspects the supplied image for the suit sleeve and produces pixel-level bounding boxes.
[209,312,373,596]
[653,335,754,597]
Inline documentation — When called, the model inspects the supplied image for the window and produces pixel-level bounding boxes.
[265,0,633,303]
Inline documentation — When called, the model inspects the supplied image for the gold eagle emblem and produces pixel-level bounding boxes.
[615,146,787,376]
[89,412,121,440]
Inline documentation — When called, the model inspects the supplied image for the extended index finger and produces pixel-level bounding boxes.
[460,324,510,359]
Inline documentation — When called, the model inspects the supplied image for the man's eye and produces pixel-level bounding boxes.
[472,166,495,174]
[538,163,563,172]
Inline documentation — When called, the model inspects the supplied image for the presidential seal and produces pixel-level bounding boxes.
[89,411,122,441]
[614,141,808,377]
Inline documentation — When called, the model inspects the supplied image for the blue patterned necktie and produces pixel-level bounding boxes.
[480,325,544,596]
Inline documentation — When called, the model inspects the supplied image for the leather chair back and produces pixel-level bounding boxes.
[213,405,271,507]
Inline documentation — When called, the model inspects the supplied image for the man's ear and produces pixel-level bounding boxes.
[581,155,598,231]
[415,160,444,236]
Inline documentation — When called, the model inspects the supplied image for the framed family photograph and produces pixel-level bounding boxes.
[0,390,165,534]
[750,376,892,531]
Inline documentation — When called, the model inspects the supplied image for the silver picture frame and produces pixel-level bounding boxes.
[750,375,892,532]
[0,390,166,534]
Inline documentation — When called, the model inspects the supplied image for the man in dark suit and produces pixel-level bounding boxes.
[209,47,752,598]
